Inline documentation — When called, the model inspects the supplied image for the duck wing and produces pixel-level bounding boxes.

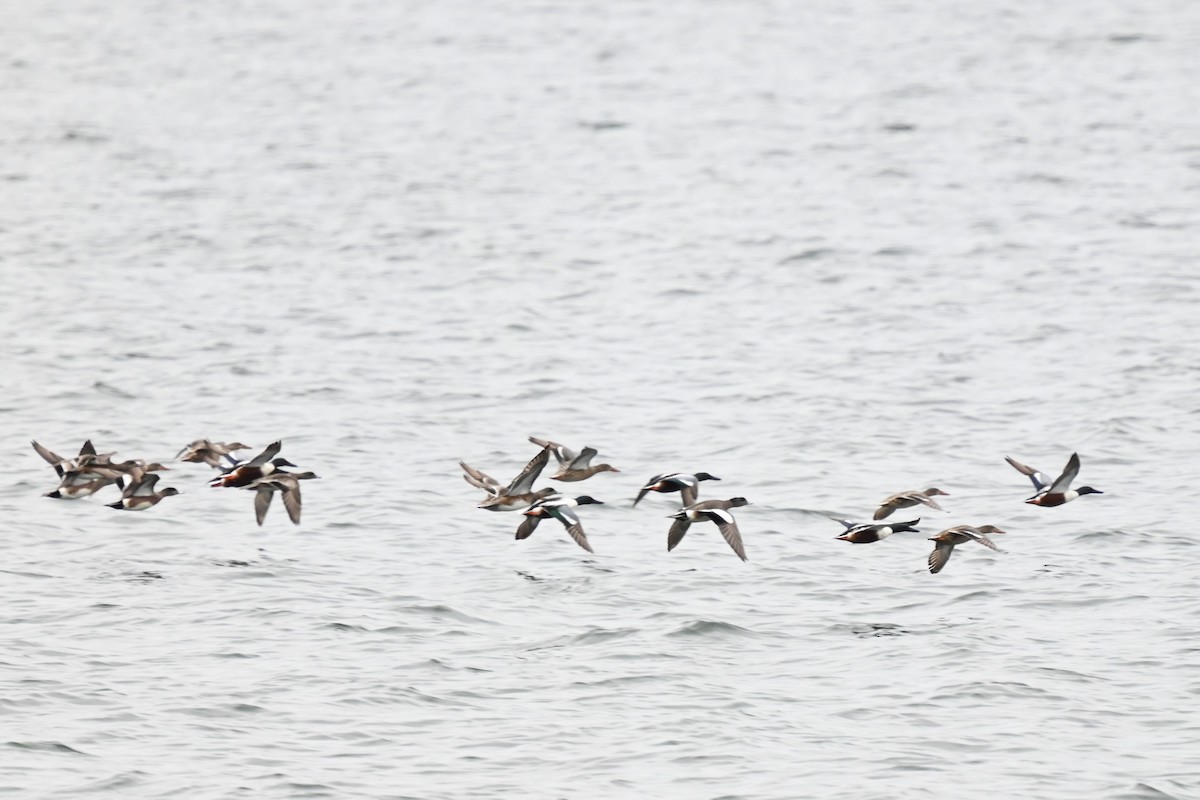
[970,533,1005,553]
[1046,452,1081,495]
[254,486,275,526]
[919,496,945,512]
[872,501,897,520]
[545,504,592,552]
[567,447,598,470]
[123,473,160,498]
[31,440,68,476]
[678,484,699,508]
[515,513,542,540]
[563,522,594,553]
[247,441,282,468]
[1005,455,1049,492]
[667,518,691,552]
[928,542,955,574]
[460,461,501,496]
[506,447,550,495]
[529,437,577,467]
[632,473,669,507]
[279,482,303,524]
[701,509,746,561]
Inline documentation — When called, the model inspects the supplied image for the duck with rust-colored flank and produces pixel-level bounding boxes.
[177,439,251,468]
[246,471,320,526]
[927,525,1006,573]
[210,441,295,488]
[633,472,720,507]
[106,473,181,511]
[1008,452,1103,507]
[835,518,921,544]
[667,497,750,560]
[873,488,948,520]
[528,436,620,482]
[516,493,604,553]
[461,445,557,512]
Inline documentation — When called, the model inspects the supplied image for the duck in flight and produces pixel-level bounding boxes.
[177,439,250,469]
[32,439,108,477]
[461,446,557,511]
[873,488,948,520]
[1007,452,1102,507]
[633,472,720,507]
[528,436,620,482]
[210,441,295,488]
[835,518,921,544]
[515,493,604,552]
[106,472,181,511]
[926,525,1006,573]
[246,471,319,525]
[667,497,749,561]
[44,469,124,499]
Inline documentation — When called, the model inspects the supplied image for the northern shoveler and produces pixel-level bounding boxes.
[1008,452,1103,507]
[528,436,620,482]
[835,518,921,543]
[927,525,1006,573]
[461,446,555,511]
[177,439,250,468]
[246,471,319,525]
[667,497,749,560]
[632,472,720,507]
[516,493,604,552]
[210,441,294,488]
[106,473,180,511]
[873,488,948,520]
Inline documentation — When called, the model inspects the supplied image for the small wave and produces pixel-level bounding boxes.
[5,740,88,755]
[665,620,759,638]
[404,604,496,626]
[1110,783,1186,800]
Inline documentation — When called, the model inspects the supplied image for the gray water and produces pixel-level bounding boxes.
[3,1,1200,798]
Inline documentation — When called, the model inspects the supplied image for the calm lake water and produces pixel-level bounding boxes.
[3,1,1200,798]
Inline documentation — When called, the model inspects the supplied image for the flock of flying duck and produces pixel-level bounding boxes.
[33,436,1103,573]
[31,439,318,526]
[460,440,1104,573]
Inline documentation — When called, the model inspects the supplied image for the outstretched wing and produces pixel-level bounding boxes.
[564,523,594,553]
[667,518,691,552]
[31,440,67,476]
[247,441,282,468]
[1047,452,1081,495]
[702,509,747,561]
[460,461,500,497]
[632,473,668,506]
[972,533,1005,553]
[568,447,598,470]
[280,483,303,524]
[122,473,159,498]
[515,514,542,540]
[507,447,550,495]
[254,487,274,526]
[529,437,573,466]
[1005,455,1048,492]
[928,542,954,574]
